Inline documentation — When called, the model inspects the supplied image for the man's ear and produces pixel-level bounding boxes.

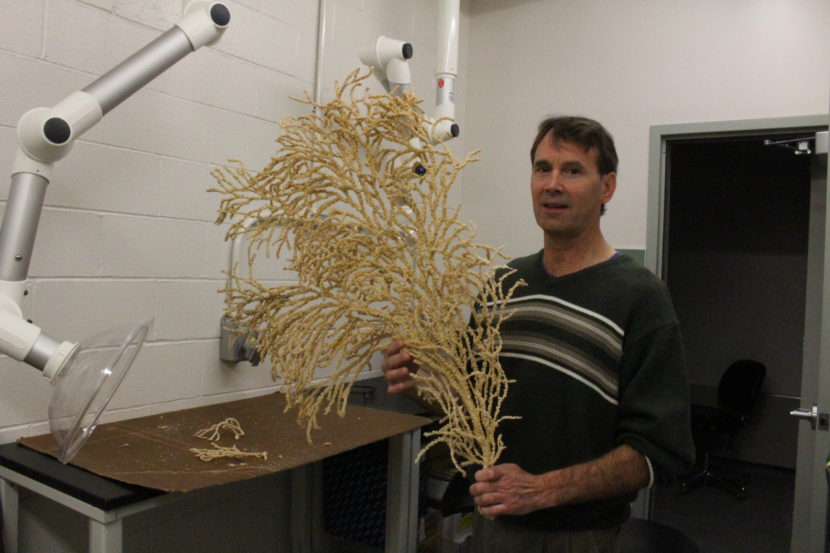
[601,172,617,204]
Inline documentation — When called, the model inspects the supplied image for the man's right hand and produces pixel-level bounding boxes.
[381,340,418,395]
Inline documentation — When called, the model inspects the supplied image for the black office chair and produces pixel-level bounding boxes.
[680,359,766,499]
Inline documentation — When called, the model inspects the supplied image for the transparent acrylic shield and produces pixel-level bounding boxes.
[48,319,153,464]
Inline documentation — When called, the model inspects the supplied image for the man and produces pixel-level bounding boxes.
[383,116,694,552]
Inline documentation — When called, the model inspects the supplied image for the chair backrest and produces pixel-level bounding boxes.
[718,359,766,414]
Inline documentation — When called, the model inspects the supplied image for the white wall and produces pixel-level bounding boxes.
[462,0,830,259]
[0,1,468,551]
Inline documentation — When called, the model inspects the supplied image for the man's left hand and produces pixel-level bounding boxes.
[469,463,549,518]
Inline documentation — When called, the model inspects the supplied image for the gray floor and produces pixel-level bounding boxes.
[653,460,795,553]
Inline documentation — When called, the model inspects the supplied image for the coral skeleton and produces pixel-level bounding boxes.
[211,69,521,473]
[191,417,268,462]
[190,443,268,462]
[193,417,245,441]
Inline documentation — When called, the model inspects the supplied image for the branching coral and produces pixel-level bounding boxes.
[210,69,522,473]
[190,417,268,462]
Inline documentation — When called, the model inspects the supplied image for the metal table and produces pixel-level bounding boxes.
[0,380,430,553]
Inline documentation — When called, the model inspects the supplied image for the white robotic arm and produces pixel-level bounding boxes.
[432,0,460,143]
[359,36,414,96]
[358,0,460,145]
[0,1,230,463]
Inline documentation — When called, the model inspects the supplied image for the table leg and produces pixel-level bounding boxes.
[1,479,19,553]
[89,518,122,553]
[291,464,313,553]
[385,428,420,553]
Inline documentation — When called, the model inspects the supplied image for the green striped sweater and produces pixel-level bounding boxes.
[485,250,694,531]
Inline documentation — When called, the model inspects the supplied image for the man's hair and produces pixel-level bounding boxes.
[530,116,618,176]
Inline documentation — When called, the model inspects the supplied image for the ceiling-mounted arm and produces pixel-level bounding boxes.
[358,0,460,145]
[0,1,230,379]
[16,1,230,179]
[359,36,414,96]
[430,0,460,143]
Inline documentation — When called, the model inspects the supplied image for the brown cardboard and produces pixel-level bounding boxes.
[20,392,431,493]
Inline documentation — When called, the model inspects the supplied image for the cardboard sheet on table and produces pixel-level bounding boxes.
[19,392,431,493]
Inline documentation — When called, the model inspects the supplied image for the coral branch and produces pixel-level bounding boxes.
[211,69,522,474]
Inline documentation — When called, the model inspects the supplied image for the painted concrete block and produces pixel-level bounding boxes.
[45,0,110,75]
[49,141,160,215]
[100,214,207,277]
[0,0,44,57]
[108,341,203,408]
[154,279,225,340]
[28,209,103,277]
[113,0,180,31]
[163,49,259,115]
[208,108,283,168]
[217,2,299,77]
[102,89,214,162]
[159,157,221,222]
[29,279,156,344]
[79,0,114,8]
[254,67,311,123]
[0,356,51,427]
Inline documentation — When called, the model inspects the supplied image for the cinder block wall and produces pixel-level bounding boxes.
[0,1,469,551]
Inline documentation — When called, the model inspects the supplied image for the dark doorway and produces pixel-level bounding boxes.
[664,136,811,399]
[652,132,819,553]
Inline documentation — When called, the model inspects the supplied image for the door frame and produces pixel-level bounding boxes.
[646,115,827,274]
[645,115,829,550]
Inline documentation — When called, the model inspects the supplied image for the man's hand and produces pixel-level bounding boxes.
[381,340,418,395]
[469,463,549,518]
[470,445,650,519]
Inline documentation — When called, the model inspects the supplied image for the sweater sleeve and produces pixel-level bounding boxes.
[616,314,695,486]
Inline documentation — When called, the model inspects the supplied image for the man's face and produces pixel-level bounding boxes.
[530,131,615,240]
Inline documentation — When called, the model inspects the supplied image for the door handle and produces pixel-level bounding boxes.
[790,404,830,431]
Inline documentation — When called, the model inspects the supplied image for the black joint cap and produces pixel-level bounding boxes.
[402,43,413,59]
[210,3,231,26]
[414,164,427,176]
[43,118,71,145]
[450,123,460,138]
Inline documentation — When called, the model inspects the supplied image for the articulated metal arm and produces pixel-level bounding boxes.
[359,36,414,96]
[433,0,460,142]
[0,1,230,379]
[358,0,461,144]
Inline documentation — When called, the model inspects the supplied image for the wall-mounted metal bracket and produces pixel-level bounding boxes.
[219,317,261,365]
[764,131,828,156]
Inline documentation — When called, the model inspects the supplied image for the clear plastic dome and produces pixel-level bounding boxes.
[48,319,153,464]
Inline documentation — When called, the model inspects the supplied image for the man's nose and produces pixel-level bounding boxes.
[544,170,565,191]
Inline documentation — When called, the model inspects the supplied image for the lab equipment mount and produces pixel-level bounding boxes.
[0,1,230,463]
